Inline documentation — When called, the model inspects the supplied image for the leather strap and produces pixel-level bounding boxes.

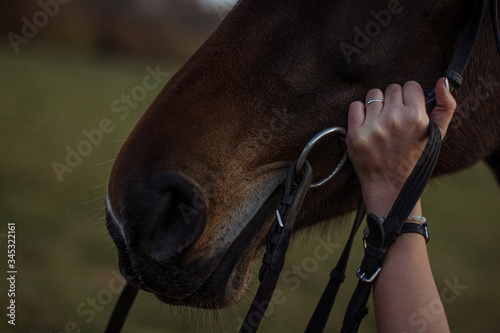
[239,160,313,333]
[491,0,500,55]
[304,200,365,333]
[104,282,138,333]
[401,222,429,242]
[425,0,488,113]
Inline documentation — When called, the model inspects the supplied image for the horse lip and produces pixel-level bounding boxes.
[124,185,285,307]
[107,166,289,306]
[193,186,285,303]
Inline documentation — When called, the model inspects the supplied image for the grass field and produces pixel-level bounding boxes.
[1,46,500,333]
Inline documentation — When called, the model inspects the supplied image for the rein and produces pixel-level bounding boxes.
[104,0,500,332]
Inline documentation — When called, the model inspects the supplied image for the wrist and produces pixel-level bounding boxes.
[362,184,422,217]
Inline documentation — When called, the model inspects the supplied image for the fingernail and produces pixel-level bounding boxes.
[444,78,450,92]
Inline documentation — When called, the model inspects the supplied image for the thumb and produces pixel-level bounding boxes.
[430,77,457,139]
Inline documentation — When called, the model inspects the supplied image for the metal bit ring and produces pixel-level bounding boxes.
[295,127,348,188]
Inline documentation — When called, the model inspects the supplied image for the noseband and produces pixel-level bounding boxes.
[105,1,500,332]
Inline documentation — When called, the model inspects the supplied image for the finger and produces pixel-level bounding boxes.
[347,101,365,133]
[402,81,425,107]
[430,77,457,139]
[382,83,404,114]
[364,88,384,120]
[401,81,427,124]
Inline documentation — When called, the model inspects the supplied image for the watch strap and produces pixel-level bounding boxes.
[401,222,429,243]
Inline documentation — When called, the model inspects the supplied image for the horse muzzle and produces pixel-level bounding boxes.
[106,172,213,301]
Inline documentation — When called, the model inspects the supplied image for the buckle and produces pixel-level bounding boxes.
[356,267,381,283]
[423,222,429,243]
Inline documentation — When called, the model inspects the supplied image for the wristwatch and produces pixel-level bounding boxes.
[401,222,429,243]
[363,221,429,248]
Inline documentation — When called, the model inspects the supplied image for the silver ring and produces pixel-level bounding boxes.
[295,127,348,188]
[365,98,383,107]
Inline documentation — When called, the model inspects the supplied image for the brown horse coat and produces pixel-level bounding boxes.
[106,0,500,308]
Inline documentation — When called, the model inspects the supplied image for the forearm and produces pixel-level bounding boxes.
[371,204,450,333]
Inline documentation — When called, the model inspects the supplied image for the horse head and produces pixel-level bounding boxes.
[106,0,499,309]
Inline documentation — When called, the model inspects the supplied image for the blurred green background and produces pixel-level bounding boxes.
[1,0,500,332]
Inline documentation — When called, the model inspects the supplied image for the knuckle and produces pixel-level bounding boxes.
[412,109,429,126]
[366,88,383,99]
[347,132,369,150]
[448,98,457,112]
[349,101,364,114]
[387,114,401,130]
[386,83,402,94]
[404,80,421,90]
[370,124,386,141]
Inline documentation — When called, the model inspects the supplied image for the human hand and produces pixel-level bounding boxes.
[346,78,456,217]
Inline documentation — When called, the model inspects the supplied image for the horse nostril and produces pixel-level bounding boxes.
[124,173,207,263]
[145,187,206,262]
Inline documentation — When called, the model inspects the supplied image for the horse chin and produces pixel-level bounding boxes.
[155,187,283,308]
[152,250,256,309]
[112,186,284,309]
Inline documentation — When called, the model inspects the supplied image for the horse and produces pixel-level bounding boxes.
[106,0,500,319]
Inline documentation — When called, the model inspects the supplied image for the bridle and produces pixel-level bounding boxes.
[105,1,500,332]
